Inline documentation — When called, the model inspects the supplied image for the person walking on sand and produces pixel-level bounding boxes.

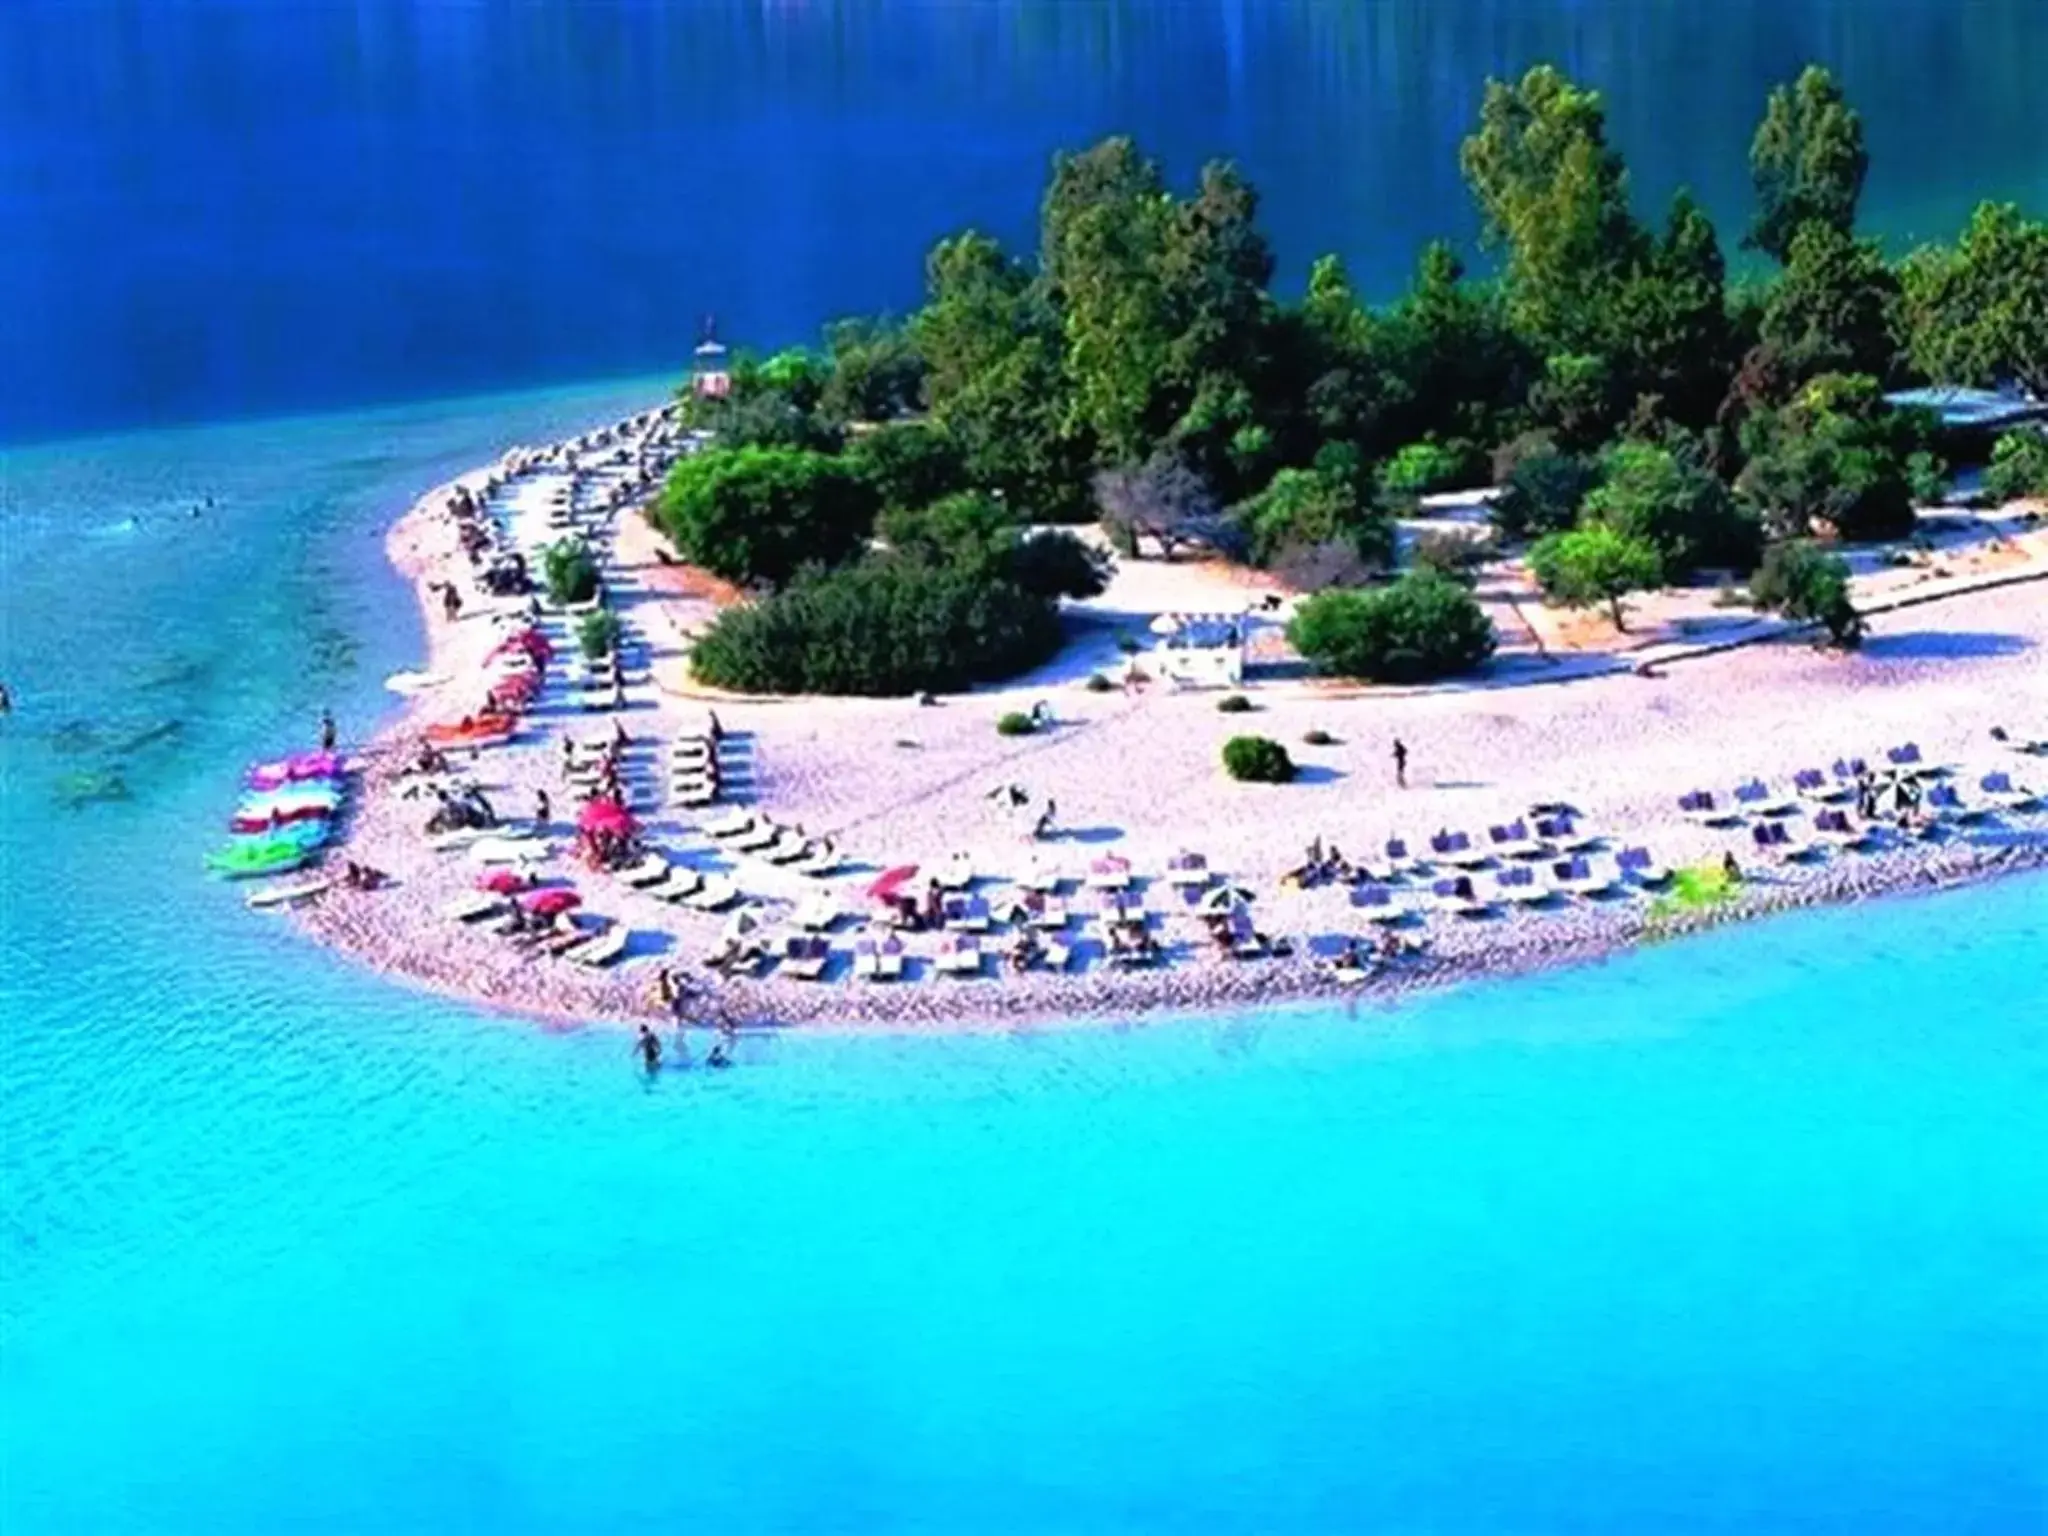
[320,710,337,752]
[1392,737,1409,789]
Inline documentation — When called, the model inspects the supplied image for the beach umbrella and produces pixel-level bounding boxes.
[476,869,526,894]
[577,797,636,837]
[1148,613,1182,636]
[866,864,919,902]
[522,887,582,918]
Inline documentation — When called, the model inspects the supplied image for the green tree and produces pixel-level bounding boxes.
[1527,524,1664,631]
[1233,463,1392,569]
[913,231,1093,520]
[1760,223,1902,384]
[656,446,879,589]
[1583,439,1760,577]
[1491,438,1597,540]
[1736,374,1928,542]
[1982,430,2048,504]
[678,350,843,452]
[1373,243,1533,452]
[1460,65,1648,356]
[1897,202,2048,396]
[1610,190,1734,429]
[848,420,968,512]
[1287,572,1497,682]
[818,318,925,423]
[1747,66,1869,263]
[1748,540,1864,647]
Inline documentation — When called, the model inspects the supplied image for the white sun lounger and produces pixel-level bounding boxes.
[778,935,830,981]
[470,836,551,865]
[563,925,626,968]
[620,853,670,887]
[439,890,504,923]
[761,829,811,864]
[1086,857,1132,891]
[1165,853,1210,888]
[794,892,839,931]
[936,936,984,977]
[703,808,754,839]
[731,821,781,854]
[793,843,844,879]
[683,877,741,912]
[936,852,976,890]
[1493,867,1555,907]
[646,869,704,903]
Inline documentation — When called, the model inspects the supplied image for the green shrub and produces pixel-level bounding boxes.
[689,558,1061,696]
[1491,445,1598,539]
[1748,540,1864,648]
[1222,735,1296,784]
[1287,572,1497,683]
[1234,465,1394,570]
[1585,440,1761,578]
[1984,430,2048,504]
[995,711,1037,737]
[543,539,600,606]
[1302,728,1336,746]
[1410,528,1486,585]
[1378,440,1482,507]
[656,445,879,589]
[1216,693,1254,714]
[1084,672,1115,693]
[576,610,623,660]
[1527,525,1665,632]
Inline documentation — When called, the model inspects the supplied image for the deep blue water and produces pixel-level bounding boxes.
[5,0,2046,444]
[2,383,2045,1532]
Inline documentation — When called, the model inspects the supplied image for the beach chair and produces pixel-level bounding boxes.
[1534,815,1599,853]
[1165,851,1211,889]
[619,852,670,888]
[1018,852,1062,893]
[761,828,811,864]
[1022,890,1070,930]
[1792,767,1843,803]
[1751,819,1818,864]
[792,841,845,879]
[672,778,720,810]
[470,836,552,866]
[732,820,781,854]
[1432,876,1492,919]
[936,934,984,978]
[1042,933,1076,972]
[1991,725,2048,757]
[440,890,504,923]
[646,868,704,903]
[1552,855,1619,898]
[1925,783,1985,823]
[1732,778,1795,817]
[1812,809,1876,851]
[1223,909,1267,960]
[1678,791,1738,827]
[1977,771,2040,813]
[937,851,976,891]
[779,934,830,981]
[794,891,839,932]
[564,924,627,968]
[853,937,883,981]
[1493,864,1555,907]
[943,894,992,932]
[1488,818,1550,861]
[683,876,741,912]
[1350,885,1407,926]
[1886,743,1928,776]
[1085,855,1133,891]
[1431,831,1490,870]
[702,807,753,839]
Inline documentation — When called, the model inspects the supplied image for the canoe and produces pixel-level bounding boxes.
[206,837,311,879]
[245,750,346,790]
[246,874,335,909]
[230,803,333,834]
[423,714,517,747]
[385,670,448,696]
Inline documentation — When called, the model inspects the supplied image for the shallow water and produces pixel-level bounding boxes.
[2,390,2045,1530]
[7,0,2047,442]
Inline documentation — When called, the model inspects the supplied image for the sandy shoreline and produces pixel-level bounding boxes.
[287,405,2048,1035]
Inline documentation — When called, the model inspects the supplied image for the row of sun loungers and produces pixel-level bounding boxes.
[702,810,844,877]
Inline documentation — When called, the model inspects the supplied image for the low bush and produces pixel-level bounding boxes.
[543,539,600,606]
[656,445,879,589]
[995,711,1037,737]
[1302,728,1336,747]
[1527,525,1664,632]
[1222,735,1296,784]
[1984,430,2048,504]
[689,558,1061,696]
[1287,571,1496,683]
[1748,539,1864,648]
[1377,439,1484,509]
[1216,693,1254,714]
[1084,672,1115,693]
[576,610,623,660]
[1409,529,1487,586]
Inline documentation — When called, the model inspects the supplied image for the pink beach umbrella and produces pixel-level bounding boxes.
[522,887,582,918]
[577,797,636,837]
[866,864,919,903]
[476,869,527,895]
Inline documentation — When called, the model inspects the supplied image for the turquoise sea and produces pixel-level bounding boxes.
[3,382,2045,1532]
[5,1,2048,1528]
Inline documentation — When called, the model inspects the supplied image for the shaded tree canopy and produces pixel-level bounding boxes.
[1748,65,1869,263]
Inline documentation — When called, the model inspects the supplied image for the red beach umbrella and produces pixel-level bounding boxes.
[866,864,919,902]
[476,869,526,894]
[522,887,582,918]
[577,797,635,837]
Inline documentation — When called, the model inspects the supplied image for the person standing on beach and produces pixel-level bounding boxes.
[635,1023,663,1076]
[320,710,337,752]
[534,788,551,828]
[1392,737,1409,789]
